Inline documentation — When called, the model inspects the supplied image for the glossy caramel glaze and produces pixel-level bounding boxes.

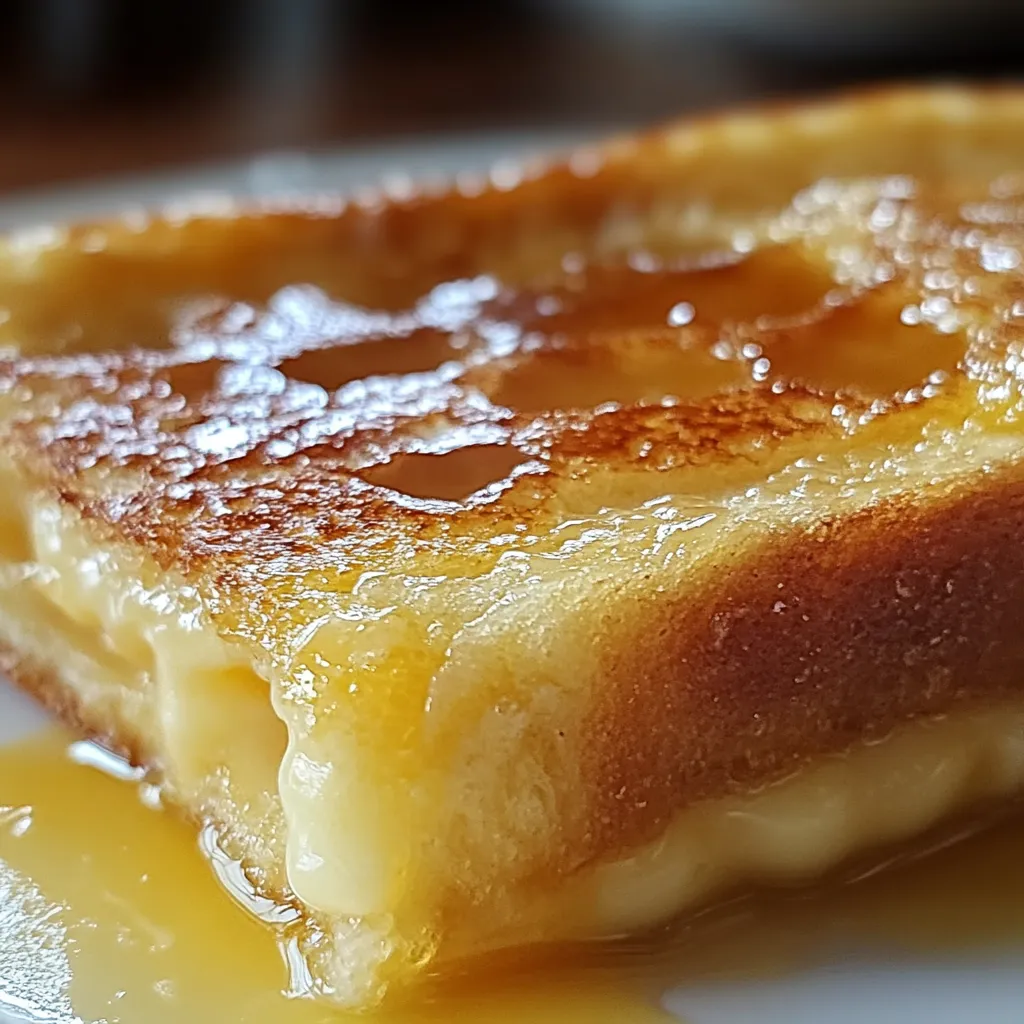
[6,86,1024,1005]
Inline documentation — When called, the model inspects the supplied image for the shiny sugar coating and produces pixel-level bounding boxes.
[0,164,1018,592]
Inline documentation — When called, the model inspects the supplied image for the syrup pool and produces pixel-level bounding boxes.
[3,729,1024,1024]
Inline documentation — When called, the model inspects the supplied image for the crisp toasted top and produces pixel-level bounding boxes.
[0,88,1022,640]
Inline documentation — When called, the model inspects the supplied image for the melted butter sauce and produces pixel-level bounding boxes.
[0,730,672,1024]
[3,731,1024,1024]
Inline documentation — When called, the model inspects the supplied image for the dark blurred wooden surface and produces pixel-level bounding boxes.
[1,0,1021,194]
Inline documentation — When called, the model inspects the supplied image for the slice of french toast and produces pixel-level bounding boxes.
[4,85,1024,1008]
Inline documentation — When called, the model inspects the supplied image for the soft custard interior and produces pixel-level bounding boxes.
[3,476,1024,1003]
[0,483,289,879]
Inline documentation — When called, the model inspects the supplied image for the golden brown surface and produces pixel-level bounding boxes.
[7,85,1024,1004]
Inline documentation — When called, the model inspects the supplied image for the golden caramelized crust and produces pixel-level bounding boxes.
[586,468,1024,856]
[7,84,1024,1005]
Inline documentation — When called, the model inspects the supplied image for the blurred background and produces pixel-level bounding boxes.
[1,0,1023,197]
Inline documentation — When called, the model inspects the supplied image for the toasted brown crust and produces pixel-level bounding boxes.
[585,464,1024,854]
[1,87,1019,578]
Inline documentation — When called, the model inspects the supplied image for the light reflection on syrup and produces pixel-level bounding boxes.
[3,731,1024,1024]
[5,224,974,493]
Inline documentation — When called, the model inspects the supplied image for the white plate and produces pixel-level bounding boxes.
[1,135,1023,1024]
